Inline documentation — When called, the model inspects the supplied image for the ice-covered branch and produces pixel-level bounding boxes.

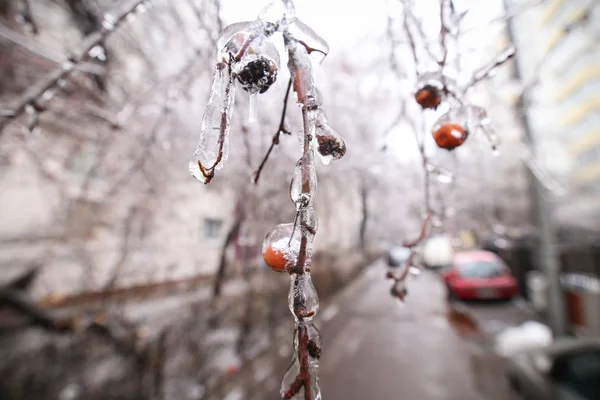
[189,3,341,396]
[462,46,515,94]
[0,0,147,136]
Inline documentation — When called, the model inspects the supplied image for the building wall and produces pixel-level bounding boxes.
[509,0,600,230]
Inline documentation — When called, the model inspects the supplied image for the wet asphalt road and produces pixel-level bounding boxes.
[317,263,482,400]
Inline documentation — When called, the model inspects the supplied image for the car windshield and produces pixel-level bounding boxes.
[456,260,503,278]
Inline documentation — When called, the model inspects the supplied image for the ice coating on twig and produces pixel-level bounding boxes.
[188,63,236,183]
[287,18,330,60]
[216,20,265,62]
[290,150,317,210]
[287,42,320,108]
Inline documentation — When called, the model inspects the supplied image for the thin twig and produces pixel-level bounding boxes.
[438,0,450,69]
[403,212,432,248]
[401,5,419,75]
[252,78,292,184]
[103,101,170,198]
[461,46,515,94]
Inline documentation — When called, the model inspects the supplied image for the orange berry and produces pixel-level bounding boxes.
[415,85,442,109]
[263,245,288,272]
[433,122,467,150]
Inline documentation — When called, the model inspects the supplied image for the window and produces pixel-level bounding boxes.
[552,350,600,400]
[203,218,222,239]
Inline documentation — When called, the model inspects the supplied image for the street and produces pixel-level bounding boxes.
[207,259,538,400]
[319,263,481,400]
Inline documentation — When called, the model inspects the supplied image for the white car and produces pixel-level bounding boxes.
[422,235,454,269]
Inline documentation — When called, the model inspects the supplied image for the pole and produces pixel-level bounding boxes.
[503,1,567,337]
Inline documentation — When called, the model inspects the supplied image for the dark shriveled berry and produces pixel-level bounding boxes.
[235,56,278,94]
[317,134,346,159]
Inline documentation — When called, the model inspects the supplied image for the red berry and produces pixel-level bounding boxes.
[263,245,288,272]
[433,122,467,150]
[415,84,442,109]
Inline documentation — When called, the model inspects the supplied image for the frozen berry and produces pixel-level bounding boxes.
[317,134,346,160]
[236,56,278,94]
[263,245,288,272]
[415,84,442,109]
[433,122,468,150]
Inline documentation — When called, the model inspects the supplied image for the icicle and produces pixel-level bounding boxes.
[313,111,346,165]
[248,93,258,123]
[290,151,317,210]
[188,63,236,182]
[481,124,501,153]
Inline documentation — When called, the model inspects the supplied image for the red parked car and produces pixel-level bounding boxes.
[442,250,518,300]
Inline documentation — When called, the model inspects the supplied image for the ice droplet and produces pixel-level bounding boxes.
[88,45,106,61]
[436,170,454,184]
[189,63,236,182]
[289,273,319,321]
[313,111,346,164]
[102,14,116,31]
[62,61,74,72]
[262,223,303,272]
[290,151,317,210]
[248,93,258,123]
[409,266,421,276]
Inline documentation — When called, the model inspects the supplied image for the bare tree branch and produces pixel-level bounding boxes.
[0,0,146,136]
